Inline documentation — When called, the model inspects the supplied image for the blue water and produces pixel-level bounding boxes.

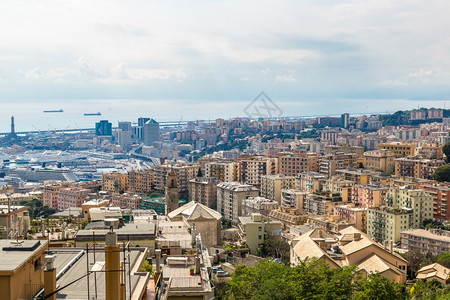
[0,98,447,133]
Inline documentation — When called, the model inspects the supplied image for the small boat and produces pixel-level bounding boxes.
[43,109,63,113]
[84,112,102,116]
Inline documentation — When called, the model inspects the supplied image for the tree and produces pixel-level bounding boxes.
[139,260,155,276]
[410,279,446,299]
[436,252,450,268]
[224,259,359,300]
[260,233,290,262]
[432,164,450,182]
[353,274,408,300]
[442,142,450,162]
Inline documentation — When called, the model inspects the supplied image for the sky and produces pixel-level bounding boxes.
[1,0,450,118]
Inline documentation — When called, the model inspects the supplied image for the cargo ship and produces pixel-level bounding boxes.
[84,112,102,116]
[43,109,63,113]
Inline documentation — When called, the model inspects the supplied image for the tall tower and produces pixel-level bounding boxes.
[165,168,179,215]
[10,116,16,139]
[143,119,160,146]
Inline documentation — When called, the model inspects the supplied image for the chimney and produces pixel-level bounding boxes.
[41,221,46,238]
[105,218,120,300]
[353,233,361,241]
[389,241,393,253]
[44,255,57,300]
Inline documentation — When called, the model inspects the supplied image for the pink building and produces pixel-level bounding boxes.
[110,193,142,209]
[351,185,387,208]
[333,204,367,232]
[57,188,90,210]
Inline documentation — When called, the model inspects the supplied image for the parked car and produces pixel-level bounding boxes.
[216,270,229,277]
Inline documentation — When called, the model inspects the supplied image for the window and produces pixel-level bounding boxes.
[258,235,262,240]
[34,258,41,272]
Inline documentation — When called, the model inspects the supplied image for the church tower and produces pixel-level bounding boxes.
[165,168,179,215]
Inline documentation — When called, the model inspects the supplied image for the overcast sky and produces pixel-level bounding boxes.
[1,0,450,110]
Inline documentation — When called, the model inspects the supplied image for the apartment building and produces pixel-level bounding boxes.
[102,172,128,193]
[127,169,155,193]
[417,143,443,159]
[318,153,358,178]
[277,150,318,176]
[401,229,450,255]
[216,182,259,225]
[377,142,415,158]
[423,184,450,220]
[351,185,387,208]
[281,189,306,210]
[238,155,277,188]
[57,187,90,210]
[110,193,142,209]
[324,145,365,157]
[0,240,49,300]
[303,193,346,216]
[0,193,34,207]
[298,171,327,193]
[154,163,200,199]
[363,149,395,173]
[394,157,445,179]
[367,206,412,243]
[188,177,220,209]
[268,207,309,229]
[324,177,354,195]
[308,215,355,234]
[242,197,279,216]
[43,184,61,208]
[259,174,296,204]
[238,213,282,254]
[389,187,434,228]
[0,205,29,238]
[333,204,367,233]
[204,161,238,182]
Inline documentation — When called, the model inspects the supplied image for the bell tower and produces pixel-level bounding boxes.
[165,168,179,215]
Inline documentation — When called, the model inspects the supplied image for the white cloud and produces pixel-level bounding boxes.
[275,74,296,82]
[1,0,450,100]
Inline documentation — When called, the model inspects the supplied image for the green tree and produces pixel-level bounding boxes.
[224,259,358,300]
[432,164,450,182]
[442,142,450,162]
[436,252,450,268]
[410,279,446,299]
[139,260,155,276]
[260,233,290,262]
[353,274,408,300]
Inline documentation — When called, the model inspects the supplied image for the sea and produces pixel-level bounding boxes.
[0,98,448,133]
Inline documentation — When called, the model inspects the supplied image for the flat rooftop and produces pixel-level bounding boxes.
[50,247,147,299]
[0,240,47,273]
[76,222,156,240]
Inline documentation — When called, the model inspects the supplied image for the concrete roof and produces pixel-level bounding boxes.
[168,201,222,221]
[76,222,156,240]
[0,205,28,215]
[417,263,450,281]
[216,182,259,192]
[50,247,148,299]
[0,240,47,273]
[357,254,401,275]
[401,229,450,243]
